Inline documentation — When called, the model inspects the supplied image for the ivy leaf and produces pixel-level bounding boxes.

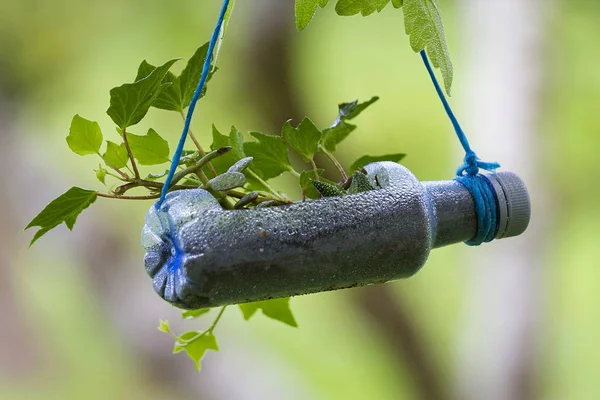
[181,309,210,319]
[239,298,298,327]
[137,43,216,112]
[403,0,453,95]
[335,0,401,16]
[282,118,322,163]
[208,171,246,191]
[321,96,379,152]
[300,169,324,199]
[107,59,179,129]
[321,122,356,152]
[337,96,379,121]
[25,187,97,246]
[66,115,103,156]
[210,125,243,175]
[349,153,405,172]
[126,128,170,165]
[295,0,329,31]
[312,180,347,197]
[95,164,108,185]
[173,332,219,371]
[228,126,246,160]
[244,132,294,180]
[157,319,171,333]
[102,141,129,169]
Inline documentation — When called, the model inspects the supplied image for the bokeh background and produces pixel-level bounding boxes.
[1,0,598,399]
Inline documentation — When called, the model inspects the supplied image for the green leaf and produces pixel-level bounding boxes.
[321,122,356,152]
[282,118,322,163]
[173,332,219,371]
[126,128,170,165]
[335,0,401,16]
[349,153,405,172]
[239,298,298,327]
[66,115,103,156]
[312,180,347,197]
[25,187,97,246]
[300,169,324,199]
[146,170,168,180]
[107,59,179,129]
[295,0,329,31]
[158,319,171,333]
[95,164,108,185]
[102,141,129,169]
[137,43,217,112]
[228,126,246,160]
[182,309,210,320]
[347,171,375,194]
[321,96,379,151]
[403,0,453,95]
[208,171,246,191]
[337,96,379,121]
[210,125,243,175]
[244,132,294,180]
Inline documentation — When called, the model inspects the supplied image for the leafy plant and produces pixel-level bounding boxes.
[25,0,453,370]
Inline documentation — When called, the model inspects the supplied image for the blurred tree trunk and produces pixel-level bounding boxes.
[455,1,553,399]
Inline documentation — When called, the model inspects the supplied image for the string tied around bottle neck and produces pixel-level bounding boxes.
[420,50,500,246]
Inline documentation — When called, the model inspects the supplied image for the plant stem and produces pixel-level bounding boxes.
[310,159,320,180]
[207,306,227,334]
[180,111,218,177]
[97,192,159,200]
[319,145,347,181]
[121,127,140,179]
[247,168,288,202]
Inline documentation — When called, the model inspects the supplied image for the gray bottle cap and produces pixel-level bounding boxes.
[485,172,531,239]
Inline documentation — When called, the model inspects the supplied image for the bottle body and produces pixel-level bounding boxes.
[143,162,439,309]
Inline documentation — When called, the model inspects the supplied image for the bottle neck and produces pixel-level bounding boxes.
[423,181,477,248]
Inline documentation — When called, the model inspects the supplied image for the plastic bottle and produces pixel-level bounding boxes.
[142,162,530,309]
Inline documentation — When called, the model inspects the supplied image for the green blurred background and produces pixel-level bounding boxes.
[1,1,599,399]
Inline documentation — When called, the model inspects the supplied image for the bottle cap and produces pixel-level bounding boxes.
[485,172,531,239]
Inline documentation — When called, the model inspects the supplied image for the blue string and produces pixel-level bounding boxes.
[157,0,231,209]
[419,50,501,246]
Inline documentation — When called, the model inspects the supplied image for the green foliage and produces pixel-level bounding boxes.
[66,115,103,156]
[182,309,210,319]
[403,0,453,94]
[335,0,402,16]
[107,59,179,129]
[321,96,378,151]
[349,153,405,172]
[239,298,298,327]
[173,332,219,370]
[300,169,325,199]
[137,43,216,112]
[244,132,294,180]
[102,141,129,169]
[295,0,329,30]
[25,187,97,246]
[282,118,322,163]
[126,129,170,165]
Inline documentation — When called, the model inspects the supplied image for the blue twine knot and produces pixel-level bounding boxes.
[420,50,501,246]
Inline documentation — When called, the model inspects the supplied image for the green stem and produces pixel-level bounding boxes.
[247,168,288,202]
[121,127,140,179]
[180,111,218,177]
[207,306,227,334]
[319,145,347,181]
